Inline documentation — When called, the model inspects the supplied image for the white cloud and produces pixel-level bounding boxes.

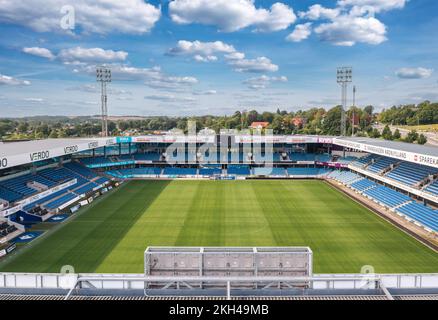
[193,90,217,95]
[0,74,31,86]
[243,75,287,89]
[286,23,312,42]
[228,56,279,73]
[23,98,44,103]
[193,55,218,62]
[168,40,279,73]
[168,40,236,56]
[314,15,387,46]
[58,47,128,63]
[22,47,55,60]
[299,5,340,20]
[168,40,235,62]
[395,67,433,79]
[144,94,196,103]
[337,0,407,13]
[169,0,296,32]
[224,52,245,60]
[0,0,161,34]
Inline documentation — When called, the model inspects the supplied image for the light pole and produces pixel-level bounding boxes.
[352,85,356,137]
[337,67,353,136]
[96,66,111,137]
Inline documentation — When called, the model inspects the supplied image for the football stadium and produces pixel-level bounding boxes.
[0,134,437,300]
[1,0,438,307]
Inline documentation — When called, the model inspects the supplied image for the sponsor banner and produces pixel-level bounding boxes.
[1,138,117,170]
[79,200,89,206]
[0,243,17,257]
[334,138,438,169]
[130,135,215,144]
[86,160,135,168]
[317,161,349,168]
[297,161,315,165]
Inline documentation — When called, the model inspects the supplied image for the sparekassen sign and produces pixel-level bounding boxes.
[334,138,438,169]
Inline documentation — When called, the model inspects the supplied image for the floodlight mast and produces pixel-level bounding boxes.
[337,67,353,137]
[352,85,356,137]
[96,66,111,137]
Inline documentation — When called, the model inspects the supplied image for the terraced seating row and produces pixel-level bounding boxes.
[44,192,77,210]
[329,170,438,232]
[286,167,329,176]
[253,167,286,176]
[396,202,438,232]
[163,167,197,176]
[227,165,250,176]
[351,154,375,168]
[199,167,222,176]
[425,180,438,195]
[350,179,377,192]
[367,157,396,174]
[132,153,161,161]
[386,162,437,186]
[363,185,412,208]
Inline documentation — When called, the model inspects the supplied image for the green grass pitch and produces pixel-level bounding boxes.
[1,180,437,274]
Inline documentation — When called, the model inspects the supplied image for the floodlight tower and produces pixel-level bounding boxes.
[337,67,353,136]
[352,85,356,137]
[96,66,111,137]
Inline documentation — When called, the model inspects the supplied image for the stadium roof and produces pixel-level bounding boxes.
[336,137,438,157]
[334,137,438,168]
[0,138,116,170]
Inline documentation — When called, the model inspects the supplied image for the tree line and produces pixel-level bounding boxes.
[0,101,435,145]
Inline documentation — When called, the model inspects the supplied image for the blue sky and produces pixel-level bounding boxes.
[0,0,437,117]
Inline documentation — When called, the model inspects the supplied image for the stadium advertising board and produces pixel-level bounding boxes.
[130,135,215,144]
[234,135,333,144]
[0,138,117,170]
[334,138,438,169]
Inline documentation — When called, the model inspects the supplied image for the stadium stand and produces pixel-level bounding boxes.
[351,154,375,168]
[199,167,222,176]
[350,178,377,192]
[44,192,77,210]
[396,202,438,232]
[329,170,438,233]
[253,167,286,176]
[132,153,161,161]
[334,156,357,165]
[363,185,412,208]
[106,167,162,178]
[367,157,397,174]
[425,180,438,195]
[0,221,18,238]
[289,153,317,162]
[163,167,197,176]
[386,162,438,186]
[227,165,250,176]
[287,167,328,176]
[80,156,115,167]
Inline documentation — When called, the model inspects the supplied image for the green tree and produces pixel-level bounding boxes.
[405,130,419,143]
[417,134,427,145]
[382,125,393,140]
[393,129,401,140]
